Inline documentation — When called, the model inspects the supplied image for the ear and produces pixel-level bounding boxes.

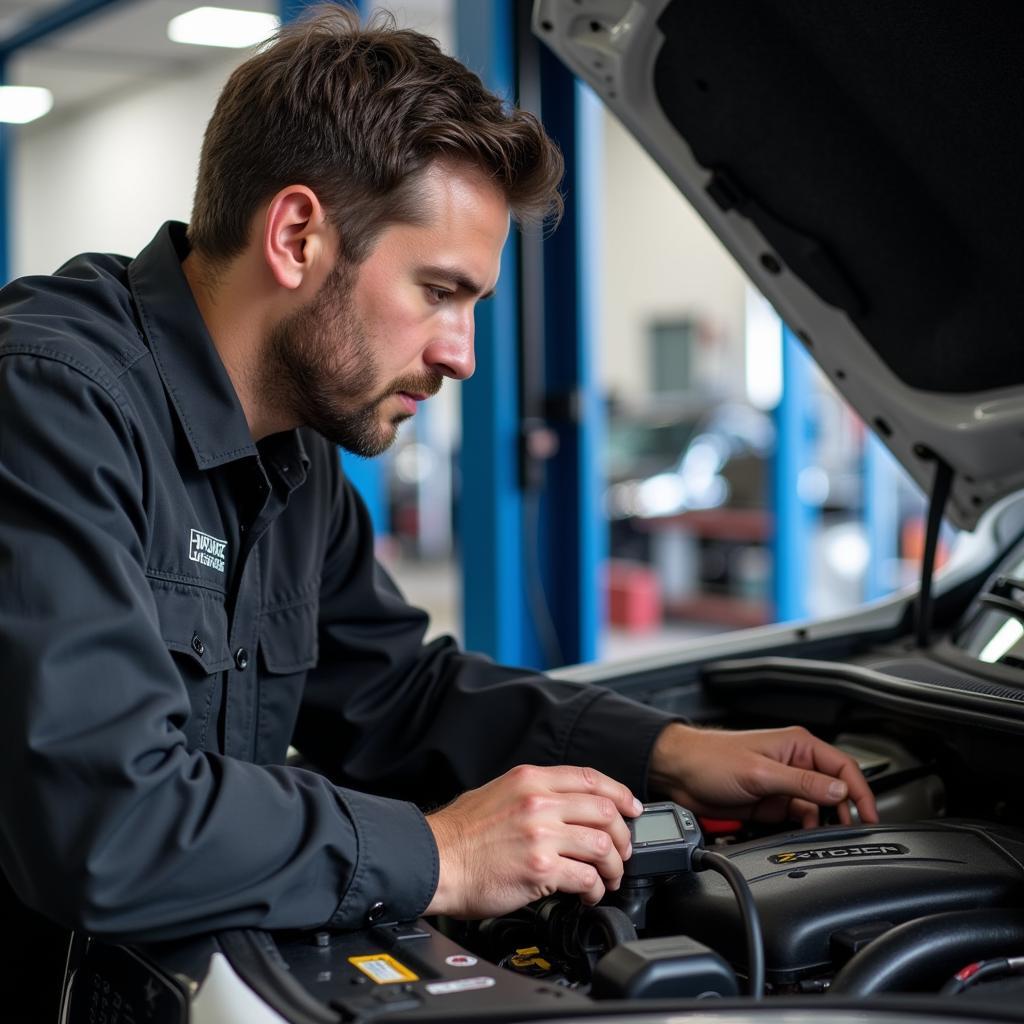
[262,186,335,291]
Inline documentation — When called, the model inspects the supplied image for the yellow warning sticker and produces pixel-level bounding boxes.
[348,954,419,985]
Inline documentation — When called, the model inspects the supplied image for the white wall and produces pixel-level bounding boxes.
[12,56,239,277]
[599,109,749,402]
[9,30,751,413]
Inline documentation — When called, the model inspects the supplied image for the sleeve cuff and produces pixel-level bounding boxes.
[328,789,438,929]
[563,690,683,801]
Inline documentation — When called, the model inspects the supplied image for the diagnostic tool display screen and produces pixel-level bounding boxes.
[633,811,683,844]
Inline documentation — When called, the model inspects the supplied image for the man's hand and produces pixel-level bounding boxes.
[649,723,879,828]
[424,764,642,918]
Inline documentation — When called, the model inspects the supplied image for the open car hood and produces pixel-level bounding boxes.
[534,0,1024,529]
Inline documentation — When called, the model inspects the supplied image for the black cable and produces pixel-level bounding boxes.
[692,848,765,998]
[916,453,954,648]
[940,955,1024,995]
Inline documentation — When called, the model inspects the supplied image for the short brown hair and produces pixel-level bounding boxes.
[188,4,563,265]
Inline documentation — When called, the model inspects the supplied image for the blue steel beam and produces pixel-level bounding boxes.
[772,325,817,621]
[525,43,602,666]
[454,0,530,664]
[0,0,127,57]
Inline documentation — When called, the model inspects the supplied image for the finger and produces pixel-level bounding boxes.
[800,744,879,824]
[556,858,605,906]
[560,824,626,889]
[754,729,880,826]
[542,765,642,818]
[790,798,820,829]
[557,794,633,859]
[758,743,872,808]
[835,759,879,824]
[835,796,852,826]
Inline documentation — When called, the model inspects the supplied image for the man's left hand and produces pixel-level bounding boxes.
[649,723,879,828]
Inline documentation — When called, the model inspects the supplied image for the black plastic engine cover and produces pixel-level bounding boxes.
[649,822,1024,986]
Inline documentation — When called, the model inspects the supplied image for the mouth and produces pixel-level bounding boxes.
[394,392,425,415]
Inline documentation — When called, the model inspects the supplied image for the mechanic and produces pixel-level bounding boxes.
[0,4,877,956]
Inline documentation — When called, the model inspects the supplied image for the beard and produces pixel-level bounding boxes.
[260,261,442,457]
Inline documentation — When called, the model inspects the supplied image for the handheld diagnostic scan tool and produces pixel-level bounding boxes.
[624,802,704,878]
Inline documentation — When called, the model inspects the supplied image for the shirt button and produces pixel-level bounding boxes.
[367,901,386,923]
[191,633,205,657]
[234,647,250,670]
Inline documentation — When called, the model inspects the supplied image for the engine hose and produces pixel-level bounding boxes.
[829,909,1024,996]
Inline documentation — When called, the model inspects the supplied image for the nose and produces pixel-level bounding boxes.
[425,310,475,381]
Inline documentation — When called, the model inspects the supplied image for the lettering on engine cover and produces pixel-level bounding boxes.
[768,843,909,864]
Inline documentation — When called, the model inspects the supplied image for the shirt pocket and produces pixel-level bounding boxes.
[259,599,319,675]
[149,578,232,749]
[255,599,319,764]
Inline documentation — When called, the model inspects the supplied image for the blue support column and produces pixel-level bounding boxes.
[339,450,390,535]
[454,0,530,664]
[281,0,363,20]
[526,61,602,666]
[772,325,817,621]
[863,432,900,601]
[526,51,602,667]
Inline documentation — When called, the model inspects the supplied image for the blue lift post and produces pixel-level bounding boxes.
[772,324,818,621]
[454,0,531,664]
[455,1,602,668]
[526,50,604,667]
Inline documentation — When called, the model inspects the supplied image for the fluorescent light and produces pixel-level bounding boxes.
[979,617,1024,664]
[0,86,53,124]
[168,6,280,49]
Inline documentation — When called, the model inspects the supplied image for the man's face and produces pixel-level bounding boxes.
[263,161,509,456]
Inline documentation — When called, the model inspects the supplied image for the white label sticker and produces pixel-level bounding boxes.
[426,977,496,996]
[445,954,478,968]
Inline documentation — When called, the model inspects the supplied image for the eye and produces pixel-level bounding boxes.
[425,284,453,304]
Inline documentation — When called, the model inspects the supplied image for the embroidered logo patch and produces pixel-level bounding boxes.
[188,529,227,573]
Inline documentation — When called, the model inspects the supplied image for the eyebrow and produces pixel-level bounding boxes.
[419,264,496,301]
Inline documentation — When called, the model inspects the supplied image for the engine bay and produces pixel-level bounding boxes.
[63,737,1024,1022]
[61,524,1024,1022]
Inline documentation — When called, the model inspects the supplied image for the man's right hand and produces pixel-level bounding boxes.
[424,764,642,918]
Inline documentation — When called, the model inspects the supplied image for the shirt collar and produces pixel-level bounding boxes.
[128,221,309,474]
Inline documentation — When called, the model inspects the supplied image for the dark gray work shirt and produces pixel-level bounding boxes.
[0,222,674,942]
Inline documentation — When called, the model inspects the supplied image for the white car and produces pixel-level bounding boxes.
[60,2,1024,1021]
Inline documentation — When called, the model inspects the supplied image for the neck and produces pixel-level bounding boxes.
[182,250,295,441]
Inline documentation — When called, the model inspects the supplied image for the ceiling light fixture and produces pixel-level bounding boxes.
[0,86,54,124]
[168,6,280,49]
